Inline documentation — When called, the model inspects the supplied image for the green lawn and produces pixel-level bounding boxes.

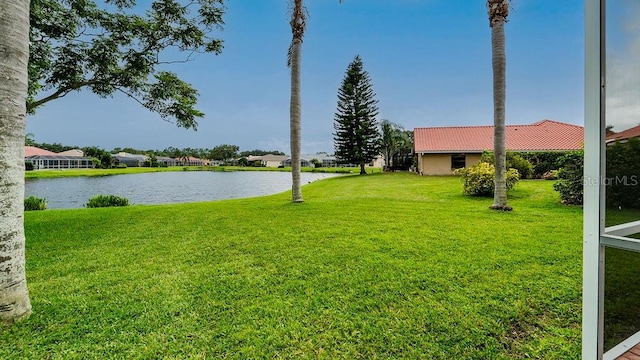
[24,166,377,179]
[4,173,582,359]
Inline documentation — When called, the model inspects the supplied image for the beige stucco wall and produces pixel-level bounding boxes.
[466,153,482,168]
[418,153,483,175]
[264,160,283,168]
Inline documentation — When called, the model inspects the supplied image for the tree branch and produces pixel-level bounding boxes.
[28,80,100,112]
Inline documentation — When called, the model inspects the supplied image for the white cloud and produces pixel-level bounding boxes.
[606,1,640,131]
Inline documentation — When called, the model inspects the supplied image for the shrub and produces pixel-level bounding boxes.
[237,157,248,167]
[481,151,534,179]
[454,162,520,197]
[24,196,47,211]
[520,152,569,178]
[86,195,130,208]
[25,161,34,171]
[310,158,323,168]
[553,151,583,205]
[542,170,559,180]
[115,163,127,169]
[507,154,534,179]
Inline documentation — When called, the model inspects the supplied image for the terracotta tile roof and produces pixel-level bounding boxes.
[414,120,584,153]
[24,146,56,157]
[606,124,640,142]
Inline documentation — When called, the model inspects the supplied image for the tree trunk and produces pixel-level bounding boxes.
[289,38,303,203]
[0,0,33,323]
[360,162,366,175]
[384,149,389,171]
[489,14,511,211]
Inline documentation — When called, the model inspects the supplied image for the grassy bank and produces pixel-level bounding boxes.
[24,166,379,179]
[4,174,582,359]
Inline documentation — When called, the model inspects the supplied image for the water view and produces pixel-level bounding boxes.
[25,171,342,209]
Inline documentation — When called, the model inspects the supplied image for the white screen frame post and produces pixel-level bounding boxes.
[583,0,605,359]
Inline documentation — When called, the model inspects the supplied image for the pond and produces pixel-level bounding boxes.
[25,171,342,209]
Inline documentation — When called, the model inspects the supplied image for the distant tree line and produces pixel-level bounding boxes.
[26,138,284,163]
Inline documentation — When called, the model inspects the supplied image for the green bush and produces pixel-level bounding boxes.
[310,158,323,168]
[520,152,569,178]
[25,161,34,171]
[553,151,583,205]
[237,157,248,167]
[24,196,47,211]
[481,151,533,179]
[86,195,130,208]
[454,162,520,197]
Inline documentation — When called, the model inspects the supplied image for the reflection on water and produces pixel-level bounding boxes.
[25,171,341,209]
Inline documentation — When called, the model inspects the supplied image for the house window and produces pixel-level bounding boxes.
[451,154,466,169]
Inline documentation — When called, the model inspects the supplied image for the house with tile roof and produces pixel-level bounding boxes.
[24,146,56,157]
[24,146,94,169]
[414,120,584,175]
[246,154,288,168]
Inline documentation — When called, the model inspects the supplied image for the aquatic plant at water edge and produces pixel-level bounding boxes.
[24,196,47,211]
[86,195,130,208]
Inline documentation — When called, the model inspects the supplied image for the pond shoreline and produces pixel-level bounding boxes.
[25,165,370,180]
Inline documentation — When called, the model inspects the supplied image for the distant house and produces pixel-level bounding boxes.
[24,146,94,169]
[414,120,584,175]
[176,157,210,166]
[282,157,312,168]
[112,152,147,167]
[156,156,178,167]
[281,154,335,168]
[246,154,288,168]
[25,146,56,157]
[281,153,383,168]
[57,149,85,157]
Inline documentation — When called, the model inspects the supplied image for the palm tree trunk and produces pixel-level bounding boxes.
[0,0,33,323]
[489,1,511,211]
[290,38,303,202]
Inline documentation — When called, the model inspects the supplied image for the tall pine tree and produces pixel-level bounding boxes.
[333,55,381,175]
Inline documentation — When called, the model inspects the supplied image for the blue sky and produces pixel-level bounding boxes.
[27,0,585,154]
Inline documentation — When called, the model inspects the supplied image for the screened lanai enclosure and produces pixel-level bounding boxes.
[584,1,640,359]
[25,155,94,169]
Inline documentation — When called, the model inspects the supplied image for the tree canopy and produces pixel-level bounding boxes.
[333,55,381,175]
[208,144,239,162]
[239,149,285,157]
[28,0,225,130]
[380,120,413,171]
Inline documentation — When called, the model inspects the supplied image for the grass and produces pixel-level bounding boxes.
[3,173,582,359]
[24,166,379,179]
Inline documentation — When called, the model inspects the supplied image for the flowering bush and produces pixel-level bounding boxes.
[454,162,520,197]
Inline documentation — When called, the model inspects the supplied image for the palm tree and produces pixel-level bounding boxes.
[288,0,306,202]
[24,132,35,146]
[0,0,33,323]
[380,120,405,171]
[287,0,343,203]
[487,0,512,211]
